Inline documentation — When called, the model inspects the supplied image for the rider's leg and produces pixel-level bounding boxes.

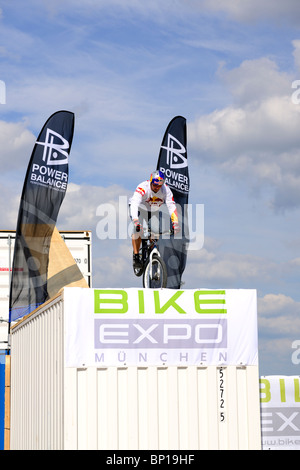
[132,233,141,254]
[129,204,143,254]
[132,234,142,269]
[129,205,147,269]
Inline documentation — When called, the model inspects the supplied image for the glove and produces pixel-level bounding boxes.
[171,209,180,234]
[133,219,143,233]
[172,222,180,234]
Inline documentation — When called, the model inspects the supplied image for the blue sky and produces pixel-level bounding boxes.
[1,0,300,375]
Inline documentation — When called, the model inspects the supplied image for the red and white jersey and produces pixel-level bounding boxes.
[129,180,178,223]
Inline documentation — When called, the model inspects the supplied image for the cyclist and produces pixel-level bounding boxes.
[129,170,180,269]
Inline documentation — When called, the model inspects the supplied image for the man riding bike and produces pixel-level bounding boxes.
[129,170,180,269]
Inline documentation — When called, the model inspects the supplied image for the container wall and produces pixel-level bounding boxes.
[10,294,64,450]
[60,231,92,287]
[0,230,92,335]
[64,364,261,450]
[0,231,15,346]
[0,351,6,450]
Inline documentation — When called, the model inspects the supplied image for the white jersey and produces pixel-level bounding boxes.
[129,180,177,222]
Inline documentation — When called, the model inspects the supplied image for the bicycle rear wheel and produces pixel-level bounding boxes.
[143,254,167,288]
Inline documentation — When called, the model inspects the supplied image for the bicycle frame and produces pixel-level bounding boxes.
[138,227,173,288]
[141,228,172,269]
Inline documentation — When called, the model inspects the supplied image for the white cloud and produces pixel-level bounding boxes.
[256,292,300,374]
[258,293,300,317]
[189,55,298,159]
[219,58,291,105]
[188,46,300,211]
[92,243,137,288]
[202,0,300,24]
[258,336,296,375]
[258,311,300,363]
[259,314,300,338]
[0,187,20,229]
[189,95,300,169]
[57,182,131,232]
[292,39,300,73]
[41,0,192,20]
[182,235,277,289]
[0,120,35,172]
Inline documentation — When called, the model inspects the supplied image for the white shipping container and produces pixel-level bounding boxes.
[10,290,261,450]
[0,230,92,347]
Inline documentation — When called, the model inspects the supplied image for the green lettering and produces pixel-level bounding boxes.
[94,289,128,313]
[194,290,227,314]
[154,291,185,314]
[138,290,145,314]
[279,378,286,402]
[260,379,271,403]
[295,379,300,402]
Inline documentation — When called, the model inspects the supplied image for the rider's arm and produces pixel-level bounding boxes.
[130,184,145,220]
[130,183,146,221]
[165,186,180,232]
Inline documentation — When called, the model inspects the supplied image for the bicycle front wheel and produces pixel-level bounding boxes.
[143,254,167,288]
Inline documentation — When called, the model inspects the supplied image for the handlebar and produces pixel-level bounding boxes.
[144,228,174,239]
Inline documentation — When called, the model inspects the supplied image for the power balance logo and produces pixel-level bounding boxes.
[161,133,187,169]
[159,133,189,194]
[36,128,70,166]
[30,128,69,192]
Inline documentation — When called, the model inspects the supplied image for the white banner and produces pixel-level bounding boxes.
[64,288,258,368]
[260,376,300,450]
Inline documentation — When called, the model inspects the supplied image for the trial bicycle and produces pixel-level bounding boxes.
[133,226,173,288]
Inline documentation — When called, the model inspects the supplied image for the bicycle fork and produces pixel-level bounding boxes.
[149,246,160,280]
